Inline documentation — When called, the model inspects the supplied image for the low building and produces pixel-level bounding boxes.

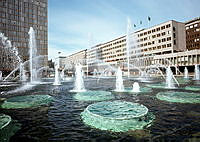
[87,20,186,74]
[61,49,87,73]
[65,18,200,75]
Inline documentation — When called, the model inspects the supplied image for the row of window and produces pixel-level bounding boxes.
[187,38,200,44]
[140,37,172,47]
[141,44,172,52]
[186,23,199,30]
[113,39,126,45]
[138,31,171,42]
[102,44,126,52]
[186,33,200,39]
[138,24,171,37]
[187,43,200,49]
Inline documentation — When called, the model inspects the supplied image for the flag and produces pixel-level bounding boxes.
[148,16,151,21]
[140,21,142,25]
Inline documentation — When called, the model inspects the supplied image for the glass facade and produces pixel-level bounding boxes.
[0,0,48,72]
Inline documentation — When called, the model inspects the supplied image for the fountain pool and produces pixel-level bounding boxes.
[0,77,200,141]
[74,91,114,101]
[81,100,155,132]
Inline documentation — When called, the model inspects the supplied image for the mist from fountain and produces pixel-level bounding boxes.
[115,67,124,92]
[166,66,175,88]
[1,33,23,81]
[132,82,140,92]
[0,71,2,81]
[19,63,27,82]
[184,67,189,79]
[194,64,200,80]
[28,27,39,83]
[61,69,65,79]
[53,57,61,85]
[126,17,132,78]
[71,64,86,92]
[93,69,98,77]
[53,53,61,85]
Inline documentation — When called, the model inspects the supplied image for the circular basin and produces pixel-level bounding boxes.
[74,91,114,101]
[81,100,154,132]
[1,95,53,109]
[0,114,11,129]
[185,86,200,91]
[156,91,200,103]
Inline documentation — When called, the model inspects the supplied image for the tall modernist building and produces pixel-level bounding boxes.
[0,0,48,74]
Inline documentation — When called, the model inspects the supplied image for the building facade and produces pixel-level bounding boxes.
[61,49,87,71]
[64,18,200,75]
[185,17,200,50]
[87,20,186,73]
[0,0,48,74]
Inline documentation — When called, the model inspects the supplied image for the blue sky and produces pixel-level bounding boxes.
[48,0,200,60]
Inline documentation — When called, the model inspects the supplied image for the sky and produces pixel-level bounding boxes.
[48,0,200,60]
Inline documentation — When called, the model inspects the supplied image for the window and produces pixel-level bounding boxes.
[161,32,166,36]
[173,27,176,31]
[173,33,176,38]
[174,40,176,45]
[161,26,165,30]
[156,27,160,31]
[167,37,171,41]
[162,38,166,42]
[168,31,171,34]
[166,24,171,28]
[190,25,193,29]
[152,35,156,38]
[167,43,171,47]
[157,33,161,37]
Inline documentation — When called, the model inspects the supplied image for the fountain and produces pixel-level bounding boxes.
[0,33,22,81]
[93,69,98,77]
[194,64,200,80]
[184,67,189,79]
[146,66,179,89]
[19,63,27,82]
[165,66,175,88]
[132,82,140,92]
[115,67,124,92]
[0,114,11,129]
[81,101,155,132]
[28,27,39,83]
[0,71,2,81]
[126,17,132,78]
[60,69,65,80]
[0,113,21,142]
[53,57,61,85]
[71,64,86,92]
